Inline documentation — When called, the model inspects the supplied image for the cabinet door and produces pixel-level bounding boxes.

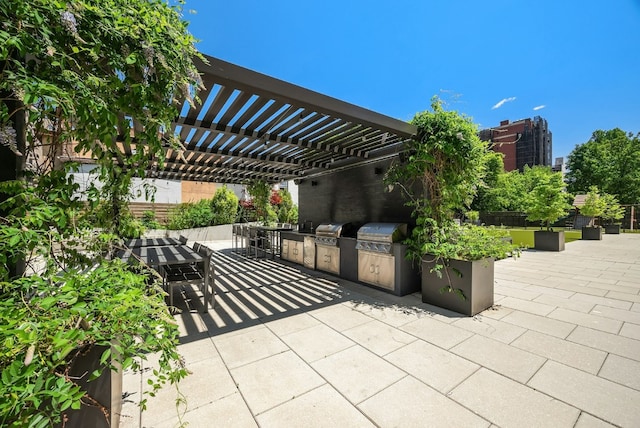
[281,239,290,261]
[357,251,395,290]
[316,246,340,274]
[292,241,304,264]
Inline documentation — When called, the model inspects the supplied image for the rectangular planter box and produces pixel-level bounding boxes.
[534,230,565,251]
[421,256,494,316]
[582,226,603,240]
[62,344,122,428]
[604,224,621,234]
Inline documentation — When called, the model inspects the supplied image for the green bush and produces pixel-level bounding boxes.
[118,211,145,239]
[141,210,162,229]
[276,189,298,224]
[167,199,213,230]
[211,186,238,225]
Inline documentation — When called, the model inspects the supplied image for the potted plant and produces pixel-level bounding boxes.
[0,1,202,425]
[580,186,606,240]
[522,166,573,251]
[602,193,625,234]
[385,97,520,316]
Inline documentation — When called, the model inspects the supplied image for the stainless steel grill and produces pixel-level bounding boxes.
[314,222,354,275]
[356,223,408,292]
[355,223,407,253]
[314,222,352,247]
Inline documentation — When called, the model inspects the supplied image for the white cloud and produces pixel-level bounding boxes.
[533,105,546,111]
[491,97,516,110]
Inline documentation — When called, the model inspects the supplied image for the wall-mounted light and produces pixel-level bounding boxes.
[311,181,318,186]
[374,167,383,175]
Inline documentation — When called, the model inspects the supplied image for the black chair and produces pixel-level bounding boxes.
[162,241,210,310]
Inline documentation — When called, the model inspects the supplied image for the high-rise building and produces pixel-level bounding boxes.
[479,116,552,171]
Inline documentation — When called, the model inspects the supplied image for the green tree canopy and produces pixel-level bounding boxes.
[580,186,606,226]
[522,166,573,229]
[565,128,640,204]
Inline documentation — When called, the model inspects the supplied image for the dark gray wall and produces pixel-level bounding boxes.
[297,158,415,231]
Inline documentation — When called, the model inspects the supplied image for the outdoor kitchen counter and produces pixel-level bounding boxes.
[280,231,315,242]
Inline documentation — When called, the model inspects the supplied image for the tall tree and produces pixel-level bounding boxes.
[565,128,640,204]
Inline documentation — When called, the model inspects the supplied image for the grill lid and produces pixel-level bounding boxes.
[315,222,350,238]
[356,223,407,244]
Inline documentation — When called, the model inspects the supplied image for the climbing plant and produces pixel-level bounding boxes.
[0,0,202,425]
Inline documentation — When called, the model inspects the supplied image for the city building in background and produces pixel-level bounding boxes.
[479,116,552,171]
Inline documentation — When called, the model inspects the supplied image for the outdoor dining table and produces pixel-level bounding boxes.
[117,244,210,311]
[123,237,181,248]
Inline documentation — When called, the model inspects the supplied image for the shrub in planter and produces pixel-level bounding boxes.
[580,186,606,240]
[522,166,572,251]
[385,97,521,315]
[0,0,202,423]
[420,223,520,315]
[602,193,624,234]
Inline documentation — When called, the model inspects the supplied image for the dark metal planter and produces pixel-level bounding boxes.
[534,230,565,251]
[421,256,494,316]
[61,344,122,428]
[582,226,603,240]
[604,224,621,234]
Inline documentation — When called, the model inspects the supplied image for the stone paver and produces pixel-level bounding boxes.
[279,322,355,363]
[358,376,490,428]
[528,360,640,427]
[598,354,640,390]
[511,330,606,374]
[399,315,473,349]
[230,351,326,415]
[310,345,406,404]
[122,235,640,427]
[384,339,480,393]
[567,326,640,361]
[500,309,577,338]
[342,319,417,356]
[451,335,546,383]
[450,368,580,428]
[256,384,375,427]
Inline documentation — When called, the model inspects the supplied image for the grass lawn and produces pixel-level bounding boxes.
[507,228,582,248]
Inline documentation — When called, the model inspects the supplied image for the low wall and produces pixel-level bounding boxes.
[143,224,232,242]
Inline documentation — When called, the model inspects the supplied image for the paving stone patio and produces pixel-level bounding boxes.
[120,233,640,428]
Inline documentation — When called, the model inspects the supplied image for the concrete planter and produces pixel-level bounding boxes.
[582,226,603,240]
[604,224,621,234]
[421,256,494,316]
[534,230,565,252]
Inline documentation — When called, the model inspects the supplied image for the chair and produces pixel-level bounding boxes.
[196,244,215,308]
[246,227,265,258]
[179,235,188,245]
[163,241,211,311]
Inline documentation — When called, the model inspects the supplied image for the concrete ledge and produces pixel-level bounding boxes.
[143,224,233,242]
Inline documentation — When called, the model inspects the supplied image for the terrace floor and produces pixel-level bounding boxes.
[120,233,640,428]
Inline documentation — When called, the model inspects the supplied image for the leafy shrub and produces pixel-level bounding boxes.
[118,212,145,239]
[167,199,213,230]
[211,186,238,225]
[141,210,162,229]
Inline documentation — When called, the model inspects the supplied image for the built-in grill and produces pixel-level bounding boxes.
[355,223,416,293]
[314,222,354,275]
[355,223,407,253]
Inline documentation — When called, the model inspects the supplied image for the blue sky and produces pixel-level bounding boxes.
[183,0,640,161]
